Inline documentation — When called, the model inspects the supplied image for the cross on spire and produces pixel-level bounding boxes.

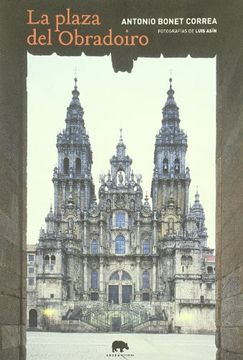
[74,67,78,89]
[120,128,123,141]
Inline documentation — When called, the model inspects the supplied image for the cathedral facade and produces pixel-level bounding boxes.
[27,78,215,333]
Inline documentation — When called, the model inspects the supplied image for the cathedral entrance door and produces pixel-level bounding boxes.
[111,317,121,332]
[109,271,133,304]
[109,285,119,304]
[122,285,132,303]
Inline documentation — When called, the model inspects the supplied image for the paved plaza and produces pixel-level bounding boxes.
[27,332,216,360]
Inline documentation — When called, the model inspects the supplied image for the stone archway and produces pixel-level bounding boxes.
[29,309,37,328]
[0,2,243,360]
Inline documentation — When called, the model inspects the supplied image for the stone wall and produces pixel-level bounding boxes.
[0,2,26,359]
[215,13,243,360]
[175,305,215,334]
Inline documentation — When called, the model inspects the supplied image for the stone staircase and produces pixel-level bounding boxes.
[62,302,168,333]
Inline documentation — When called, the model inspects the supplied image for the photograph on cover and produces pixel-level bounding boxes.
[27,54,216,358]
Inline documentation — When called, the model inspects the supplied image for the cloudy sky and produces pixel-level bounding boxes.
[27,54,216,248]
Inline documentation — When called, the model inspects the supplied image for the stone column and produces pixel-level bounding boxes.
[136,211,140,254]
[83,258,88,299]
[62,182,66,204]
[53,180,58,214]
[135,257,140,300]
[83,211,87,254]
[84,180,89,210]
[77,183,80,208]
[153,211,157,254]
[185,180,190,215]
[152,258,157,294]
[177,182,181,210]
[99,258,104,299]
[99,212,103,253]
[162,183,166,207]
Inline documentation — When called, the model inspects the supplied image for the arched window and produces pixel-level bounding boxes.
[187,256,193,265]
[110,271,119,280]
[76,158,81,175]
[181,255,187,265]
[91,271,98,289]
[143,240,150,255]
[29,309,37,327]
[115,235,125,254]
[163,158,168,174]
[142,271,150,289]
[207,266,213,274]
[44,255,49,265]
[64,158,69,175]
[121,271,131,281]
[91,240,98,254]
[174,158,180,174]
[51,255,56,265]
[115,212,125,228]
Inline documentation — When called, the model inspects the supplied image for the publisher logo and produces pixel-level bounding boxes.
[106,340,135,357]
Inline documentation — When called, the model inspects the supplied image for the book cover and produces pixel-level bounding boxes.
[0,1,242,360]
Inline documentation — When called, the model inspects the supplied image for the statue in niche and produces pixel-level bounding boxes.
[118,171,124,185]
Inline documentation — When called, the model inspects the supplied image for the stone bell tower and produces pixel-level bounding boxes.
[151,78,191,216]
[52,77,95,214]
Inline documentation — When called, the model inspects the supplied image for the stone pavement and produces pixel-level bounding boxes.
[27,332,216,360]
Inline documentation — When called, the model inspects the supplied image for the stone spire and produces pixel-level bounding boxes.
[151,78,190,214]
[190,190,205,220]
[53,77,95,213]
[116,128,126,159]
[110,130,132,182]
[162,78,180,130]
[65,77,84,126]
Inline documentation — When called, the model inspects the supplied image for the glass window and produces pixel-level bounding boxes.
[91,271,98,289]
[207,266,213,274]
[28,278,34,286]
[110,271,120,280]
[28,254,35,262]
[142,271,150,289]
[91,240,98,254]
[174,158,180,173]
[163,158,168,174]
[28,267,34,274]
[51,255,56,265]
[115,212,125,228]
[115,235,125,254]
[76,158,81,175]
[44,255,49,265]
[64,157,69,175]
[121,271,131,280]
[143,241,150,255]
